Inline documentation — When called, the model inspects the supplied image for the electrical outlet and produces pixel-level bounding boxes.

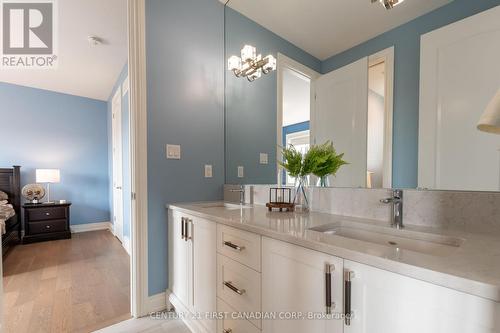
[166,144,181,159]
[260,153,268,164]
[237,166,244,178]
[204,165,213,178]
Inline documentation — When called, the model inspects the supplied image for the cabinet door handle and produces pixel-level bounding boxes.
[181,217,186,240]
[223,329,232,333]
[223,241,245,252]
[344,270,354,326]
[46,225,51,229]
[185,219,193,241]
[325,264,334,314]
[223,281,246,295]
[45,212,50,216]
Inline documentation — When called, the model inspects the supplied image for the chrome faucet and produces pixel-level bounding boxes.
[380,189,403,229]
[230,185,245,205]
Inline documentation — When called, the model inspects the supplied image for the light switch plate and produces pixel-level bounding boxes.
[237,166,244,178]
[166,144,181,159]
[204,165,213,178]
[260,153,269,164]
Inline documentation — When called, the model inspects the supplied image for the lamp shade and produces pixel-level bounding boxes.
[36,169,60,183]
[477,89,500,134]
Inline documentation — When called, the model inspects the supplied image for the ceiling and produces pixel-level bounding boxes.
[0,0,127,101]
[225,0,453,60]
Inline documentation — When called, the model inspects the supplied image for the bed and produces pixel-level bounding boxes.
[0,166,21,257]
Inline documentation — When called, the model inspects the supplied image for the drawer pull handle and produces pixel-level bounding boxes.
[223,329,232,333]
[46,225,51,229]
[223,241,245,252]
[45,212,50,216]
[223,281,245,295]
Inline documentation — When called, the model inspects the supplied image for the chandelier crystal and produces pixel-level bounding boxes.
[228,45,277,82]
[372,0,405,10]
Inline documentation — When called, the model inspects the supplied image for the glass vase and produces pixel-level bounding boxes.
[316,175,330,187]
[293,176,309,213]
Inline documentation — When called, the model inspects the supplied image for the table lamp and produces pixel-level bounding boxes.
[36,169,60,203]
[477,89,500,134]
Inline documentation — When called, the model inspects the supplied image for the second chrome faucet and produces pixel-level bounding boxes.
[380,189,404,229]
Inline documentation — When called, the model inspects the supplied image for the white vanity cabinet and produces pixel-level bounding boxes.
[261,237,344,333]
[169,210,217,333]
[169,208,500,333]
[344,260,500,333]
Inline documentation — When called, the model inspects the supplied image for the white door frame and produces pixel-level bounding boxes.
[277,53,320,185]
[128,0,149,317]
[368,46,394,189]
[112,88,124,243]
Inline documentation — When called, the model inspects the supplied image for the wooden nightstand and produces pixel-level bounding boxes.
[22,202,72,243]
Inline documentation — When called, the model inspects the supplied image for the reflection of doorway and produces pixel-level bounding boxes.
[368,47,394,189]
[112,89,124,243]
[277,54,320,185]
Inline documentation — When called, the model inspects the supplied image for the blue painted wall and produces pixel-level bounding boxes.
[107,64,131,239]
[225,7,321,184]
[321,0,500,188]
[146,0,225,296]
[0,82,110,225]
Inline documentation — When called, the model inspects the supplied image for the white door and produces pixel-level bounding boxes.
[192,217,217,333]
[313,57,369,187]
[344,260,500,333]
[112,89,124,242]
[262,237,344,333]
[419,6,500,191]
[169,210,193,309]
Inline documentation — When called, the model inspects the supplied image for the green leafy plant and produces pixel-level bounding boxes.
[279,141,348,179]
[278,144,303,178]
[307,141,348,178]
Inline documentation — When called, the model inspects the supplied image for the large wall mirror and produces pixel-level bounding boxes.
[224,0,500,192]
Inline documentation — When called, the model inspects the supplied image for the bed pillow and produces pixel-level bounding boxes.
[0,191,7,201]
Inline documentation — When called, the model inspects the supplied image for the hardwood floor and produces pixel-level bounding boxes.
[2,230,131,333]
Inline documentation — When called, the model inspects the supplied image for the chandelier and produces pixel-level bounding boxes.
[228,45,277,82]
[372,0,405,10]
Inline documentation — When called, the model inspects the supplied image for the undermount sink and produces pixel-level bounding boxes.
[200,202,251,210]
[309,222,464,256]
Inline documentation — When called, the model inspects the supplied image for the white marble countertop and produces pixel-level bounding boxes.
[168,201,500,303]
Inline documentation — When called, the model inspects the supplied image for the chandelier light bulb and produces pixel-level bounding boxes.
[241,45,256,62]
[264,55,277,72]
[228,55,242,71]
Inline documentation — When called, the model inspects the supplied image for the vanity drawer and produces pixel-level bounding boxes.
[217,298,260,333]
[28,219,67,234]
[26,206,67,221]
[217,254,261,329]
[217,224,261,272]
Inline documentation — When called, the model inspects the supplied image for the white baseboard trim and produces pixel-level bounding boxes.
[143,290,170,315]
[123,235,131,255]
[70,221,113,233]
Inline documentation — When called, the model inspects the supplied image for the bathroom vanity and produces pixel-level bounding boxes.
[168,202,500,333]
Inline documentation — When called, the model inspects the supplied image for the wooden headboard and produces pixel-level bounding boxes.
[0,166,21,220]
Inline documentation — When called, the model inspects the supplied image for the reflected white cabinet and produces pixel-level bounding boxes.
[344,260,500,333]
[169,210,217,333]
[262,237,344,333]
